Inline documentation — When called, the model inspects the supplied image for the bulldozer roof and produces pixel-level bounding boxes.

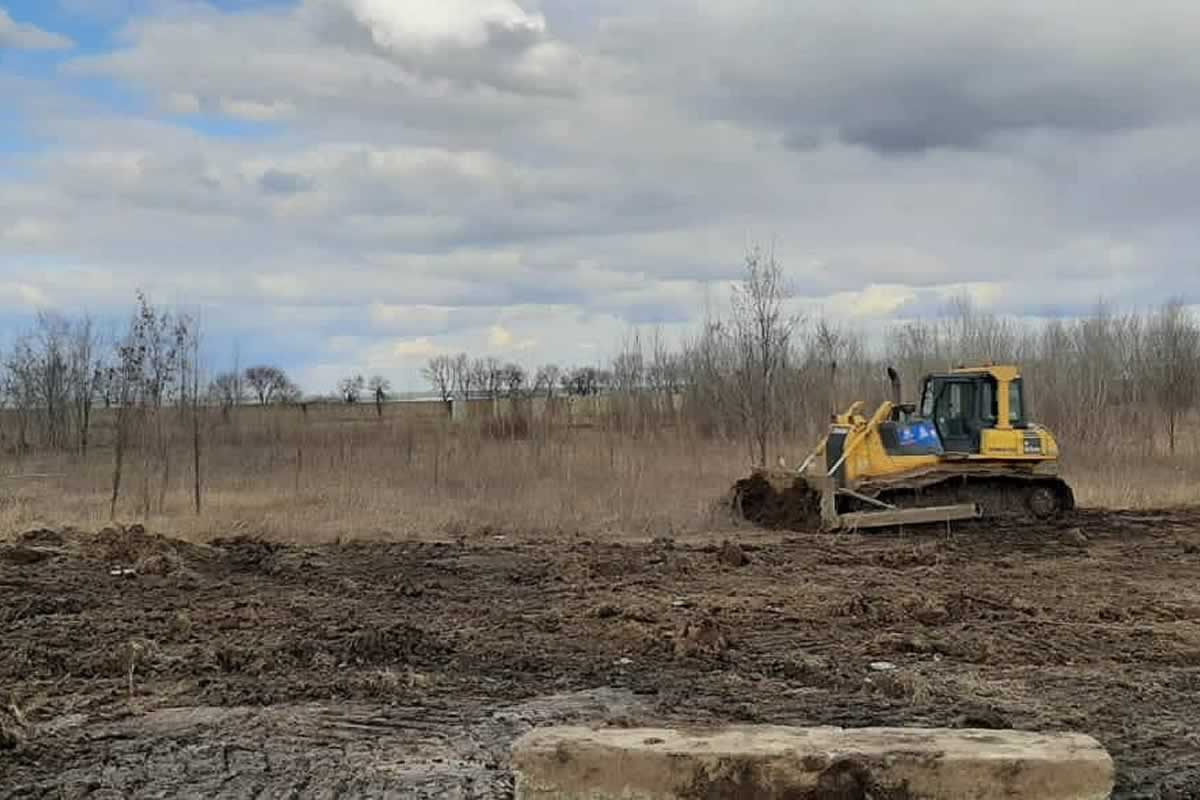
[943,363,1020,381]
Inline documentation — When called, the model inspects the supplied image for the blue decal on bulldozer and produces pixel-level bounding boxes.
[895,420,943,455]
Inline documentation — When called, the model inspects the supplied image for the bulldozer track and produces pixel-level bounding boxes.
[857,474,1076,525]
[730,468,1076,531]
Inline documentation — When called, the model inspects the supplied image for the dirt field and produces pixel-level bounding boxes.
[4,510,1200,799]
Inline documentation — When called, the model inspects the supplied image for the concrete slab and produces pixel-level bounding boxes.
[512,724,1114,799]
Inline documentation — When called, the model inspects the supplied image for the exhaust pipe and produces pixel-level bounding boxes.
[886,366,902,407]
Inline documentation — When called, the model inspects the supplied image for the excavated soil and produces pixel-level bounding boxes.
[3,510,1200,798]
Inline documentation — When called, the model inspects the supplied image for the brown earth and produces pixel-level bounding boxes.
[3,510,1200,798]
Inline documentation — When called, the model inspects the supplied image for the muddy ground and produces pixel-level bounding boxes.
[3,510,1200,799]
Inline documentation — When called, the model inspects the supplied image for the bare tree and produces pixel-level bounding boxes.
[368,375,390,416]
[471,357,504,399]
[33,313,70,450]
[562,366,602,397]
[501,363,527,398]
[208,371,245,412]
[244,365,295,405]
[611,331,645,394]
[647,327,683,395]
[67,315,104,456]
[533,364,561,399]
[110,297,155,517]
[338,374,366,403]
[727,244,798,466]
[1147,298,1200,454]
[3,336,38,454]
[452,353,473,400]
[422,355,455,411]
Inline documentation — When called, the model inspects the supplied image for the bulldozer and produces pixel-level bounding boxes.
[731,363,1075,531]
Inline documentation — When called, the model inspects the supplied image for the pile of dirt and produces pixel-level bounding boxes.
[730,470,821,530]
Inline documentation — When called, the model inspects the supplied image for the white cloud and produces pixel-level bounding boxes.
[164,92,201,114]
[1,219,56,245]
[488,324,513,348]
[344,0,546,52]
[0,282,53,309]
[219,98,296,122]
[0,9,73,50]
[392,337,441,358]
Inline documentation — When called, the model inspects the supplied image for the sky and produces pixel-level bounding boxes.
[1,1,1199,392]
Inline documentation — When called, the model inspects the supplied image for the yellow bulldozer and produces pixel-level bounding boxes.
[731,363,1075,531]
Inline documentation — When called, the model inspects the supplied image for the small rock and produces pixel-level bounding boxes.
[913,602,950,625]
[615,657,634,666]
[671,599,689,608]
[1065,528,1089,546]
[1181,541,1199,555]
[717,540,750,568]
[594,604,621,620]
[869,661,897,672]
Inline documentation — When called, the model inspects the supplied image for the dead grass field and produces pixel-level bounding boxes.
[1,414,1199,544]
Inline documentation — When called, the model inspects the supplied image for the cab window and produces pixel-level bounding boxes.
[1009,379,1024,424]
[981,379,997,423]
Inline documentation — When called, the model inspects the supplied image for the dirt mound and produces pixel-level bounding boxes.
[209,535,287,573]
[94,524,180,565]
[17,528,65,547]
[730,470,821,530]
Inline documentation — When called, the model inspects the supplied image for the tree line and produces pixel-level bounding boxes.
[421,353,678,407]
[422,247,1200,460]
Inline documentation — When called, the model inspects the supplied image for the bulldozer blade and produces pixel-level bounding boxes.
[836,503,981,531]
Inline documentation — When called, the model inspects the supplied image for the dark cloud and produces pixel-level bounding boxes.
[606,1,1200,155]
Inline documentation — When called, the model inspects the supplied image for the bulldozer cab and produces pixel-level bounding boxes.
[918,366,1025,454]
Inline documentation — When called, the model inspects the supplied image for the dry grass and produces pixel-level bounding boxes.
[0,406,1196,543]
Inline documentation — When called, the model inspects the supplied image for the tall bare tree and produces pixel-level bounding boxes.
[533,364,561,399]
[1147,298,1200,454]
[338,374,365,403]
[422,355,455,412]
[727,245,798,466]
[452,353,473,400]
